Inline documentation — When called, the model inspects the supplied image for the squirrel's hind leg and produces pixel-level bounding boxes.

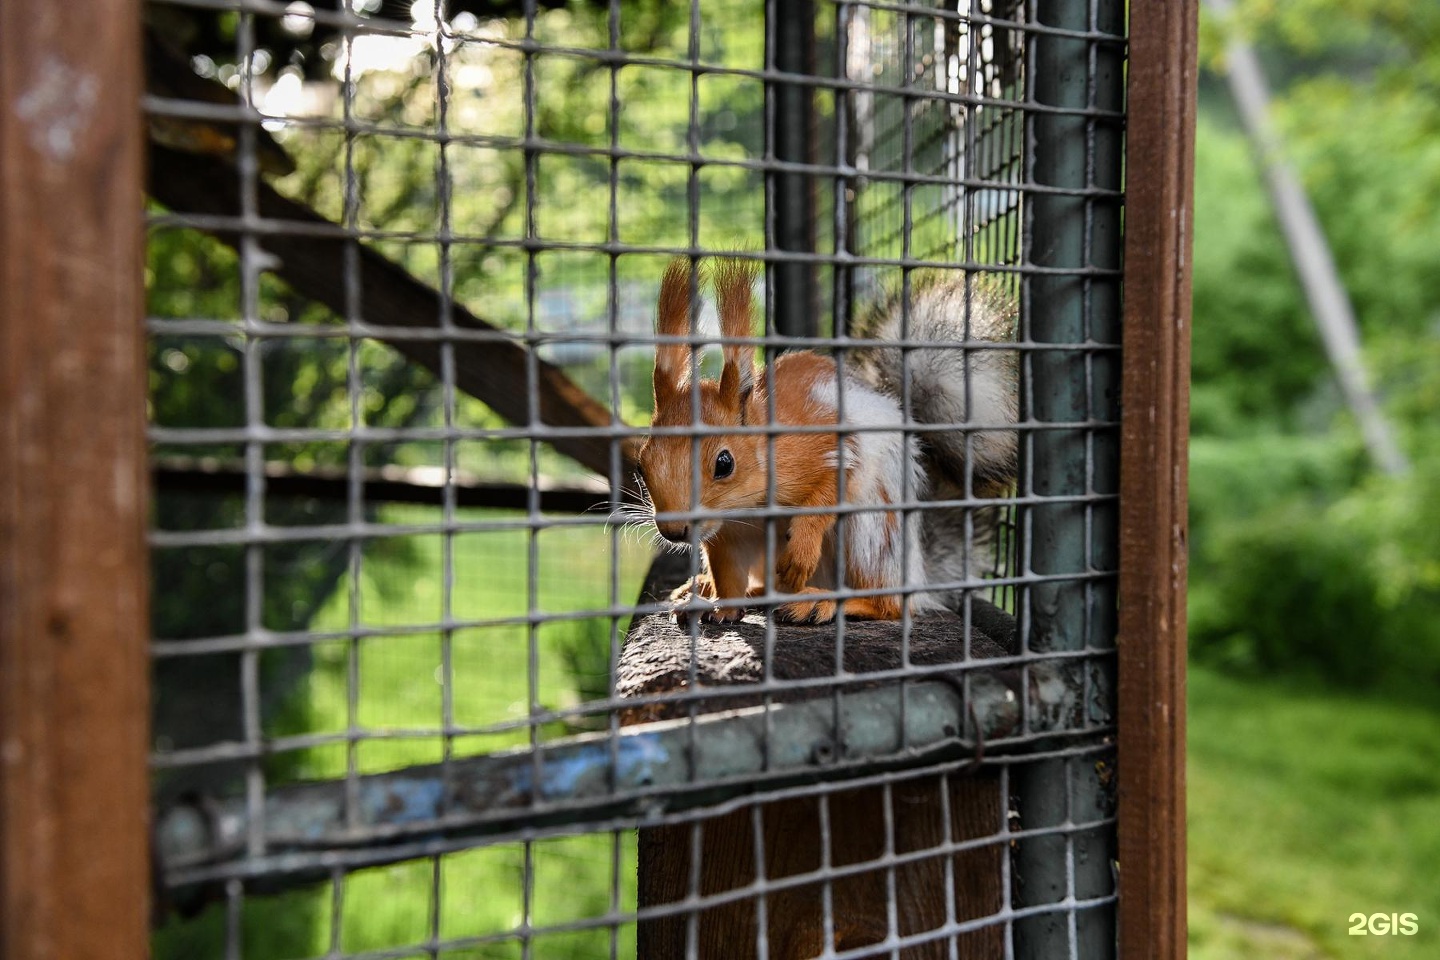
[775,590,904,624]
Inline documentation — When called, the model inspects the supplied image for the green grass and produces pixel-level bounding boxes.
[155,507,651,960]
[1188,665,1440,959]
[270,508,653,778]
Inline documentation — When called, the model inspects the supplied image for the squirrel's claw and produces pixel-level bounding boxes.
[670,597,706,628]
[702,604,746,624]
[669,575,726,627]
[669,574,715,604]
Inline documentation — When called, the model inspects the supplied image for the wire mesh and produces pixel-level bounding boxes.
[145,0,1125,957]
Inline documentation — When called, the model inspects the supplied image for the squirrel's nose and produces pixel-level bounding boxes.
[656,522,691,544]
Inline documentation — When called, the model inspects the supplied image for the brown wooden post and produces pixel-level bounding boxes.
[0,2,151,958]
[635,778,1006,959]
[1117,2,1198,959]
[621,557,1013,958]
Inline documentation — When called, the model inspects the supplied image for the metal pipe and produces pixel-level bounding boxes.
[1015,0,1124,956]
[770,0,820,338]
[1206,0,1408,476]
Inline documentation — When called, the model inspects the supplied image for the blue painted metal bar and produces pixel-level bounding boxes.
[156,661,1102,889]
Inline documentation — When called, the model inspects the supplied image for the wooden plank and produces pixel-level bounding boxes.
[1117,2,1198,959]
[0,2,152,958]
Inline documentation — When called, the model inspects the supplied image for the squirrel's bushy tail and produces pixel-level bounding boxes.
[848,274,1019,497]
[849,275,1019,592]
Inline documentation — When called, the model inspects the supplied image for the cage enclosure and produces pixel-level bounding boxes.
[20,0,1197,957]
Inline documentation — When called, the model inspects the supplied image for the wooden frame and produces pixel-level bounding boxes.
[1117,2,1198,959]
[0,2,151,958]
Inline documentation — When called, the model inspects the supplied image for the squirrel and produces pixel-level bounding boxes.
[629,257,1018,626]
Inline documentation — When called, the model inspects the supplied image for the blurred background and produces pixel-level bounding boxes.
[143,0,1440,956]
[1186,1,1440,956]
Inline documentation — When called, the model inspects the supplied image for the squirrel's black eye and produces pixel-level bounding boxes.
[713,449,735,480]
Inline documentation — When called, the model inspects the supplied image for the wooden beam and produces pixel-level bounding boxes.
[0,1,152,957]
[151,455,627,514]
[1117,2,1198,959]
[146,139,636,479]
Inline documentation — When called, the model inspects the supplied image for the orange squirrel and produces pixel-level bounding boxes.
[632,257,1017,625]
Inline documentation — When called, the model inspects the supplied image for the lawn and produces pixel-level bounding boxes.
[1188,666,1440,959]
[155,506,653,960]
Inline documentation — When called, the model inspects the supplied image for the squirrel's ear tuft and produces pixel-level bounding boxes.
[718,361,755,422]
[713,257,757,408]
[654,257,704,406]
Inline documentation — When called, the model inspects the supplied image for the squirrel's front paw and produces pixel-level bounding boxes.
[776,597,837,625]
[669,574,715,604]
[670,591,746,627]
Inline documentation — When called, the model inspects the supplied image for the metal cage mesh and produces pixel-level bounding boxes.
[145,0,1125,957]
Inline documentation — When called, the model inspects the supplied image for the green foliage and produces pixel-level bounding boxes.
[1193,497,1397,686]
[1188,0,1440,696]
[1192,2,1440,440]
[1275,80,1440,341]
[1212,0,1440,124]
[1189,117,1329,435]
[1188,434,1440,696]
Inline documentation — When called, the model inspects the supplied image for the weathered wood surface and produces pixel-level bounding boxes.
[621,553,1014,958]
[1,2,152,955]
[1118,2,1198,959]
